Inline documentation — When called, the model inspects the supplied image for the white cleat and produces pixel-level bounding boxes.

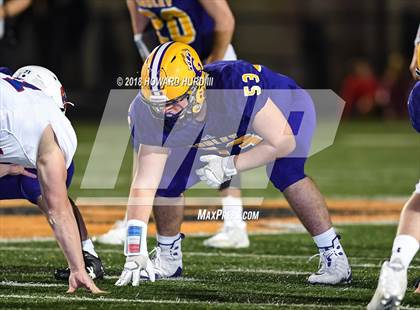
[308,236,352,285]
[140,233,184,280]
[95,220,126,245]
[203,226,250,249]
[367,259,407,310]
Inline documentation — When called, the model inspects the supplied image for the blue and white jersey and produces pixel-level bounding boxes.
[136,0,215,60]
[0,69,77,168]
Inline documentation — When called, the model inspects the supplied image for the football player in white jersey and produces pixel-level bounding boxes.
[0,65,103,294]
[368,24,420,310]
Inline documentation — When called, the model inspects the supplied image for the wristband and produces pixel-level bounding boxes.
[124,219,148,256]
[134,33,143,42]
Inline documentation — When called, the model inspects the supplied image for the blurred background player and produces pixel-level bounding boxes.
[0,65,103,294]
[0,0,31,39]
[368,24,420,310]
[115,42,351,286]
[0,67,105,282]
[99,0,249,249]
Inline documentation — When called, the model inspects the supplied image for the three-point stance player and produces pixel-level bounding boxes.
[115,42,352,286]
[0,66,103,293]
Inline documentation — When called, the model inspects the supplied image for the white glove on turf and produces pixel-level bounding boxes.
[196,155,237,188]
[115,254,155,286]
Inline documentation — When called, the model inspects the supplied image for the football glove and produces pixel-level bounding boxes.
[115,254,155,286]
[196,155,237,188]
[134,34,150,62]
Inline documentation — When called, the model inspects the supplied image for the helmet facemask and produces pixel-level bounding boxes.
[141,80,206,123]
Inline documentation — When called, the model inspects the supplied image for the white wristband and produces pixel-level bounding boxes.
[124,219,148,256]
[134,33,143,42]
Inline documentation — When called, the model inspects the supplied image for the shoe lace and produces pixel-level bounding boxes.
[149,247,163,271]
[149,241,181,274]
[307,253,326,274]
[307,248,339,274]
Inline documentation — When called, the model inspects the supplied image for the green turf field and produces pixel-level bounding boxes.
[0,224,419,309]
[69,120,420,199]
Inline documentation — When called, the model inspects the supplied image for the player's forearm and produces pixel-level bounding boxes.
[200,0,234,61]
[126,188,155,222]
[127,0,149,35]
[209,30,234,61]
[46,199,86,272]
[1,0,31,18]
[37,163,85,272]
[234,138,296,172]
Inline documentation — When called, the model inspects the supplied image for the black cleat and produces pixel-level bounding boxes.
[54,251,105,281]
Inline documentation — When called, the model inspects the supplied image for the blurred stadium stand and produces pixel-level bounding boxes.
[0,0,419,119]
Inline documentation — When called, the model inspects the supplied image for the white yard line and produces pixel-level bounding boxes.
[0,281,66,287]
[215,268,310,275]
[104,275,199,282]
[0,293,371,309]
[352,264,420,270]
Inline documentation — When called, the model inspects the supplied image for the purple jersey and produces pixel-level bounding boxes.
[129,60,316,196]
[136,0,214,59]
[130,60,314,157]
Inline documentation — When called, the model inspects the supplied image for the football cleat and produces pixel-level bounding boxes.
[203,226,250,249]
[307,236,352,285]
[96,220,126,245]
[54,251,105,281]
[140,233,184,280]
[367,259,407,310]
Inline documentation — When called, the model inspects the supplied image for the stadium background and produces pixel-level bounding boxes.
[0,1,419,309]
[0,0,419,244]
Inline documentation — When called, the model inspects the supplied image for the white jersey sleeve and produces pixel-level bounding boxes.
[0,76,77,169]
[415,180,420,194]
[415,23,420,46]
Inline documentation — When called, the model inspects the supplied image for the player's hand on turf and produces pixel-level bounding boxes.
[115,255,155,286]
[0,164,37,178]
[67,270,105,294]
[196,155,237,188]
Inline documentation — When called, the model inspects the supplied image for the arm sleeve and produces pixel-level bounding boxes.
[415,23,420,46]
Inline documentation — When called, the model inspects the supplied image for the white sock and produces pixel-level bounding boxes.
[125,219,148,256]
[390,234,419,269]
[313,227,340,251]
[82,239,98,258]
[222,196,245,229]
